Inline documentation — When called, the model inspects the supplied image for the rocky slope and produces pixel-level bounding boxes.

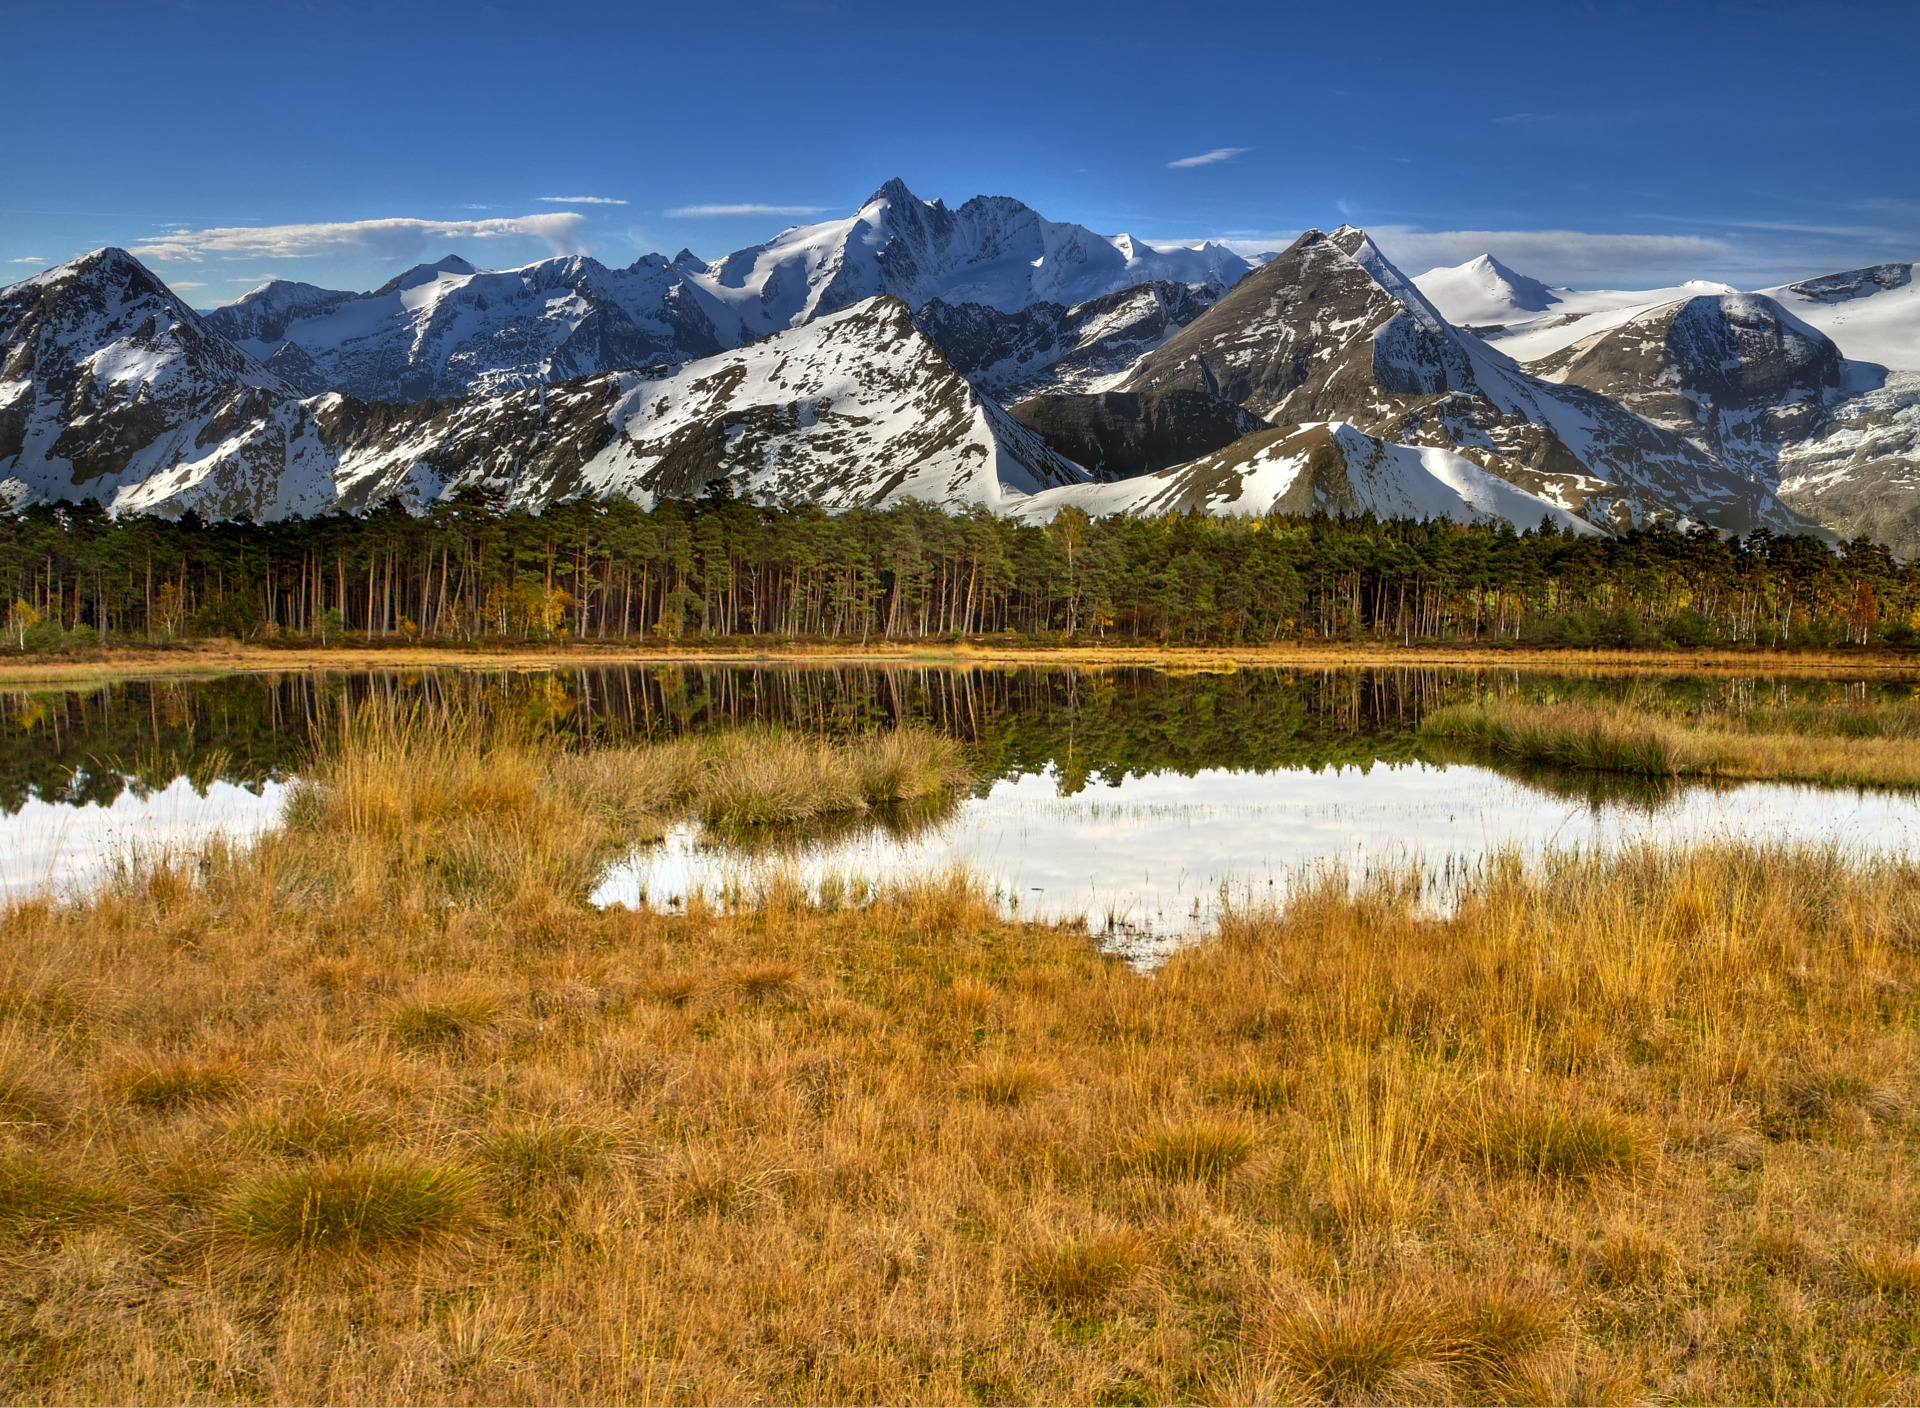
[10,235,1919,547]
[1533,293,1846,481]
[1776,371,1920,555]
[1015,421,1597,531]
[915,279,1225,398]
[1118,226,1808,535]
[304,297,1089,516]
[205,252,728,403]
[1008,389,1261,478]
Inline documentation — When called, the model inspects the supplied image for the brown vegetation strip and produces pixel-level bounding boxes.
[5,638,1920,687]
[2,713,1920,1400]
[1424,696,1920,788]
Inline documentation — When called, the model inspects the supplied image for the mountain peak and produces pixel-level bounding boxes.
[1413,252,1562,322]
[371,254,477,298]
[864,176,924,210]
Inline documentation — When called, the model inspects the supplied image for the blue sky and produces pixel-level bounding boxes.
[3,0,1916,303]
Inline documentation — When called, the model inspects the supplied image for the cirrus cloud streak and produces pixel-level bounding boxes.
[128,214,589,263]
[666,203,826,218]
[1168,147,1249,168]
[1364,226,1742,286]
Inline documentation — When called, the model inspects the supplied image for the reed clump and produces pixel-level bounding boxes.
[3,702,1920,1400]
[1423,695,1920,786]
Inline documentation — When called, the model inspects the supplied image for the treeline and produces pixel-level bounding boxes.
[2,489,1913,650]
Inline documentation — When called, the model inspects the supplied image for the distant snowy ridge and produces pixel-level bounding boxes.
[191,178,1251,405]
[1412,253,1920,373]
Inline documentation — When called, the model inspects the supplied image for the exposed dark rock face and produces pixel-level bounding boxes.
[916,280,1224,397]
[1554,294,1845,480]
[1778,371,1920,557]
[1788,264,1913,302]
[1008,388,1262,479]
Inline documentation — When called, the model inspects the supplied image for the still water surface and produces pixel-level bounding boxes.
[5,666,1918,933]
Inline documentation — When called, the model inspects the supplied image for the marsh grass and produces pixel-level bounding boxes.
[1424,696,1920,787]
[3,702,1920,1400]
[0,1153,121,1233]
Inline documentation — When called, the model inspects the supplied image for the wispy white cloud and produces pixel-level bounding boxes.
[665,203,827,218]
[128,214,589,263]
[1368,226,1732,282]
[538,195,628,205]
[7,256,46,264]
[1167,147,1249,169]
[168,281,207,290]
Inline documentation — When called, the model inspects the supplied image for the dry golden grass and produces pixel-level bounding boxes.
[1424,695,1920,787]
[3,707,1920,1400]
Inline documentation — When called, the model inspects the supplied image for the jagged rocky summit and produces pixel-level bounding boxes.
[199,179,1249,405]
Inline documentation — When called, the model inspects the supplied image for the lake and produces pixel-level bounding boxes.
[6,665,1919,946]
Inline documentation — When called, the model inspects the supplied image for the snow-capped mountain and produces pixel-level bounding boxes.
[12,230,1920,548]
[1015,421,1598,532]
[1409,254,1565,328]
[1115,226,1805,534]
[0,247,307,511]
[686,177,1249,342]
[193,179,1252,406]
[1534,292,1848,482]
[1412,253,1920,375]
[1762,264,1919,373]
[204,252,727,403]
[0,250,1086,521]
[1413,257,1743,363]
[1402,252,1920,551]
[309,297,1088,516]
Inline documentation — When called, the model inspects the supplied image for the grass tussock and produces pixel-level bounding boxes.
[117,1057,246,1111]
[219,1160,478,1256]
[389,996,498,1051]
[1424,695,1920,787]
[1021,1230,1147,1312]
[1123,1120,1257,1182]
[4,700,1920,1400]
[1466,1100,1648,1181]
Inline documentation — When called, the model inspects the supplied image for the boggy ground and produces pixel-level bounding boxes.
[1425,691,1920,788]
[3,713,1920,1403]
[4,634,1920,687]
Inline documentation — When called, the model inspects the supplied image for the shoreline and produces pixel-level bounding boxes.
[3,638,1920,685]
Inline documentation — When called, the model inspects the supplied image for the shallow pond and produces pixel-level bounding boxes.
[5,665,1919,925]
